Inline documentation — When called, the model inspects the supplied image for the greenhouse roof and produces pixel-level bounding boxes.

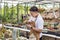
[1,0,60,4]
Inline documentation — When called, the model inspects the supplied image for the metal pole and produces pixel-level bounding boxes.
[52,2,57,18]
[25,3,27,15]
[11,1,13,24]
[4,2,5,17]
[12,29,17,40]
[27,3,28,14]
[59,3,60,18]
[17,3,19,23]
[39,4,40,8]
[0,2,1,9]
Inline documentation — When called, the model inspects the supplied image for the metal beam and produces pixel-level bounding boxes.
[0,0,2,2]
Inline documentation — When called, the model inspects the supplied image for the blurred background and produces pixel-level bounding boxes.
[0,0,60,40]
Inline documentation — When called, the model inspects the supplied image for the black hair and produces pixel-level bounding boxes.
[30,6,38,12]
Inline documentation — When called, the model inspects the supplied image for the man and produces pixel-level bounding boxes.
[27,6,44,40]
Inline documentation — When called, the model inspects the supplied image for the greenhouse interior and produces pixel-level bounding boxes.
[0,0,60,40]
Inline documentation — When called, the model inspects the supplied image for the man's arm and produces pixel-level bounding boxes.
[32,19,44,33]
[31,27,42,33]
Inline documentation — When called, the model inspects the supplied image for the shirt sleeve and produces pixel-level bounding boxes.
[37,18,44,30]
[28,16,32,22]
[28,16,36,22]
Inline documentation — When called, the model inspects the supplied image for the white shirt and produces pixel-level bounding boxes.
[35,14,44,38]
[29,13,44,38]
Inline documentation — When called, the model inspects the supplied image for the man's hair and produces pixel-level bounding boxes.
[30,6,38,12]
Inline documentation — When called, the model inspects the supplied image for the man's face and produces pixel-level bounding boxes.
[30,11,37,17]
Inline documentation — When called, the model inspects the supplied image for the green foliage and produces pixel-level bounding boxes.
[0,3,44,24]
